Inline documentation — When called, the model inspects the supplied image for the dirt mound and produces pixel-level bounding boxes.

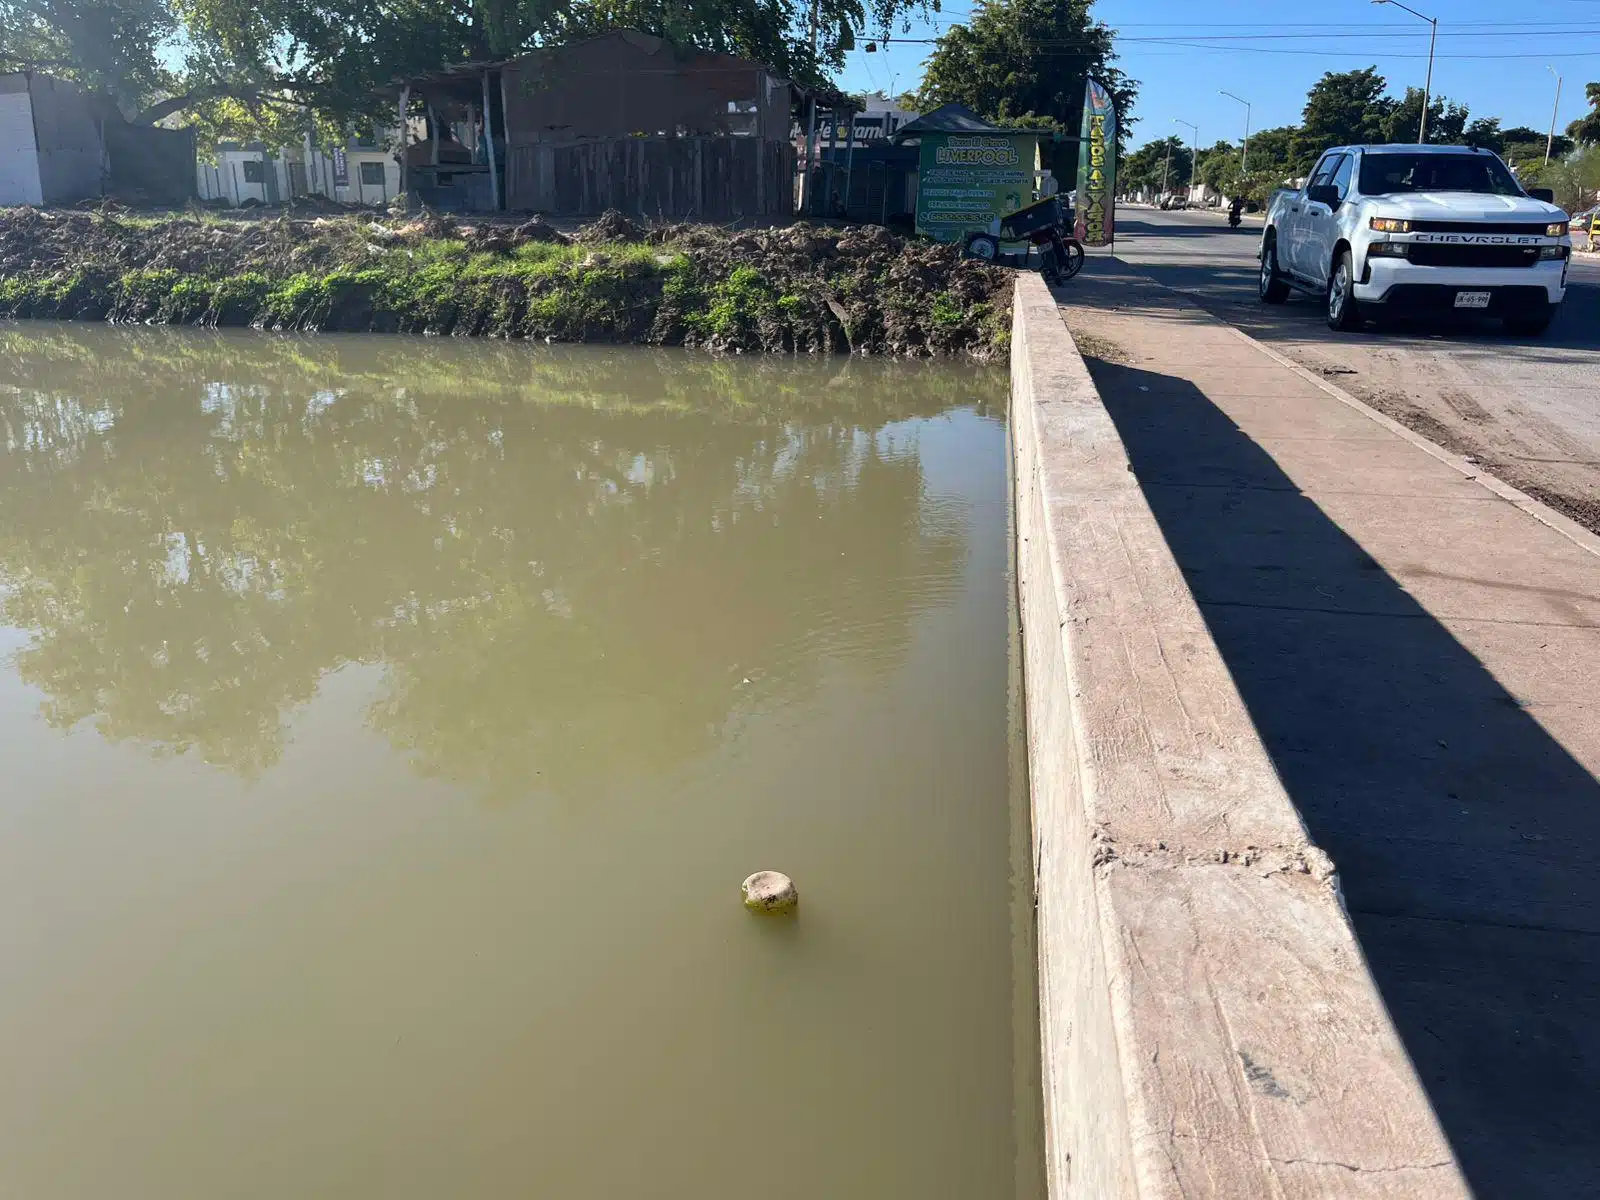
[0,208,1011,357]
[575,209,646,243]
[509,217,570,246]
[399,210,462,241]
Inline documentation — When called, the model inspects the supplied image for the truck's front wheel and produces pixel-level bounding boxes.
[1259,237,1290,304]
[1326,249,1361,332]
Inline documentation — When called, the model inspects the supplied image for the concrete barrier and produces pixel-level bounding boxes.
[1010,272,1471,1199]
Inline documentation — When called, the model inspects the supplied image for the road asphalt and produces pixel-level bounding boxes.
[1106,205,1600,532]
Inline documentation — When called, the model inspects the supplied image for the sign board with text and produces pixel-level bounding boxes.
[915,133,1040,243]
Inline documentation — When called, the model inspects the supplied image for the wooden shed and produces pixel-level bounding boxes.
[395,32,794,220]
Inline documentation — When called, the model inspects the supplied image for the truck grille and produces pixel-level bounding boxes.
[1408,220,1551,235]
[1406,244,1541,268]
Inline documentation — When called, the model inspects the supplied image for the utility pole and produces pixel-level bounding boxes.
[800,0,820,215]
[1161,139,1173,197]
[1222,90,1248,202]
[1373,0,1437,143]
[1222,91,1248,180]
[1547,66,1564,164]
[1174,119,1198,201]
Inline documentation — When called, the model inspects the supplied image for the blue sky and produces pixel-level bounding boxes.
[837,0,1600,149]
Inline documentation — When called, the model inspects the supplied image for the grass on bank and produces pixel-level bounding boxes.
[0,211,1012,357]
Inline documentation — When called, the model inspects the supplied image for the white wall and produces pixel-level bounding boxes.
[197,149,274,204]
[0,83,44,206]
[302,147,399,206]
[197,143,399,207]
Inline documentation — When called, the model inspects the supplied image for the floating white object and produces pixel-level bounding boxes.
[742,871,798,914]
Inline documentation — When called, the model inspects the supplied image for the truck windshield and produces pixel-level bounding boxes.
[1358,153,1524,197]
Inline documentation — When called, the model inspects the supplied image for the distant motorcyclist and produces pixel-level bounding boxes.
[1228,196,1244,228]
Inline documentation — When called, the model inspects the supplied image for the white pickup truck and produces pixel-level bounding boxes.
[1259,144,1572,335]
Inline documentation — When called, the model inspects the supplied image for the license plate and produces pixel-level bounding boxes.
[1454,291,1492,309]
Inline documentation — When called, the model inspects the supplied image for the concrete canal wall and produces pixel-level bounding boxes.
[1009,272,1470,1198]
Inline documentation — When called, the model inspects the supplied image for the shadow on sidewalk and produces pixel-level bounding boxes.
[1081,354,1600,1199]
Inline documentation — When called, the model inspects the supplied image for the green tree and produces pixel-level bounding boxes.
[1379,86,1468,145]
[0,0,178,114]
[1299,67,1392,155]
[1568,82,1600,145]
[1496,124,1574,174]
[1121,134,1189,193]
[3,0,936,134]
[1238,125,1312,181]
[1464,116,1503,152]
[916,0,1138,158]
[1524,144,1600,213]
[1194,139,1235,191]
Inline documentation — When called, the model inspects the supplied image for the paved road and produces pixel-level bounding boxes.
[1103,206,1600,528]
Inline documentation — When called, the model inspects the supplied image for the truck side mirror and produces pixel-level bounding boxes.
[1528,187,1555,204]
[1306,183,1340,209]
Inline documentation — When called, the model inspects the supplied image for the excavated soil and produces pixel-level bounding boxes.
[0,207,1012,357]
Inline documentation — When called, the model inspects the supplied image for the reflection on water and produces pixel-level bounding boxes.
[0,324,1039,1199]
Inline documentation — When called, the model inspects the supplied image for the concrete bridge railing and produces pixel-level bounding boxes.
[1010,272,1471,1198]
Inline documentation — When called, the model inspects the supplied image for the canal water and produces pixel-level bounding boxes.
[0,324,1042,1199]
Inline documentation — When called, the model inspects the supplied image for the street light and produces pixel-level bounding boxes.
[1373,0,1438,144]
[1221,90,1252,178]
[1547,66,1564,164]
[1174,118,1198,199]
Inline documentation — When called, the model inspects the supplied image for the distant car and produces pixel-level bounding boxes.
[1260,143,1573,335]
[1159,195,1188,211]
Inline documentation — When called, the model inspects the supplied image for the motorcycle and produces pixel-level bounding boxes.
[1227,205,1243,229]
[960,195,1085,285]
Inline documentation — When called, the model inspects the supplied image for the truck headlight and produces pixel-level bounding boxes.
[1368,242,1409,257]
[1547,221,1569,237]
[1369,216,1412,233]
[1540,245,1570,259]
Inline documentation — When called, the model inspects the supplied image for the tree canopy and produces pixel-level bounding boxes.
[916,0,1137,151]
[1299,67,1390,151]
[1120,135,1190,193]
[1124,64,1598,205]
[1,0,937,135]
[1570,82,1600,145]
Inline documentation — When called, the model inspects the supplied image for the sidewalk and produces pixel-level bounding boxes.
[1056,263,1600,1199]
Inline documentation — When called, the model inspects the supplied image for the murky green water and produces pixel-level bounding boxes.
[0,325,1041,1200]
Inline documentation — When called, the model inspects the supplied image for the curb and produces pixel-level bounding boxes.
[1010,271,1469,1198]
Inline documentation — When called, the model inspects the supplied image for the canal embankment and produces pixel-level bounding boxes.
[0,207,1010,357]
[1009,271,1471,1198]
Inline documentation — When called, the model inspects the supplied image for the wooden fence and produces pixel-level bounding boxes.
[504,137,793,221]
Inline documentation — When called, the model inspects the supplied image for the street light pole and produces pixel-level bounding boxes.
[1221,91,1251,178]
[1373,0,1438,143]
[1174,118,1198,200]
[1547,66,1564,164]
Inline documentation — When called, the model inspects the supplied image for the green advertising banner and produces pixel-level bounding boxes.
[1074,78,1117,247]
[915,133,1039,244]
